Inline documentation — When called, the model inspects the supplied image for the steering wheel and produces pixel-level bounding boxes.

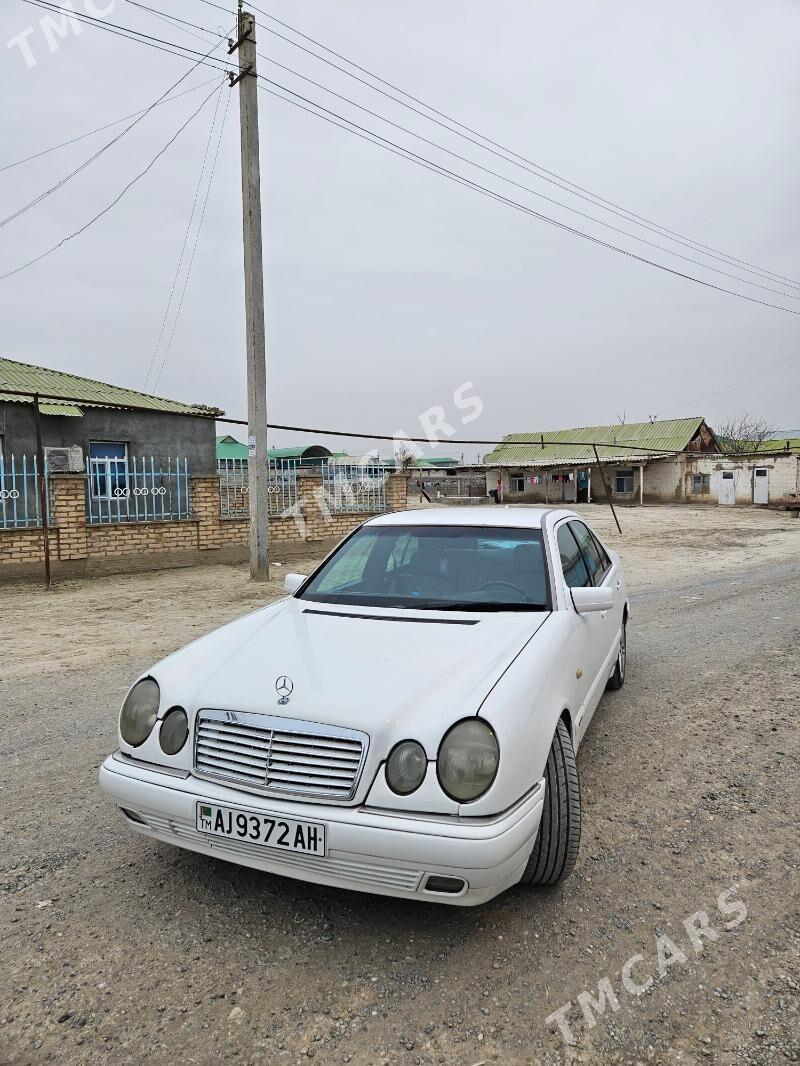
[476,579,530,599]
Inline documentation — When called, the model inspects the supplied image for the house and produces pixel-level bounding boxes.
[216,434,248,460]
[1,357,222,479]
[268,445,338,466]
[216,437,341,465]
[484,416,800,507]
[484,417,719,504]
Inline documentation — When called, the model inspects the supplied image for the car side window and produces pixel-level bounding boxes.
[556,524,590,588]
[590,530,612,577]
[569,521,608,586]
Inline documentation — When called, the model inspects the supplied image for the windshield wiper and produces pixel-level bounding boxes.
[413,601,550,613]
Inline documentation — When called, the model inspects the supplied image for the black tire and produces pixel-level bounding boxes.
[606,618,627,691]
[520,718,581,886]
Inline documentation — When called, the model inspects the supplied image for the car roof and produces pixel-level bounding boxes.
[366,506,577,529]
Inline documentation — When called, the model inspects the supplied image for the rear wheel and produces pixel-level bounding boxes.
[520,719,581,886]
[606,618,627,691]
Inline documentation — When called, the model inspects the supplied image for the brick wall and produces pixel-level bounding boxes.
[0,471,409,581]
[0,527,46,567]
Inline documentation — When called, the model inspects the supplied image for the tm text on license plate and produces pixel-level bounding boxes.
[196,802,326,856]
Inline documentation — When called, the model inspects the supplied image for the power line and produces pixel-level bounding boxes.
[17,2,799,315]
[0,385,685,452]
[143,82,226,392]
[657,354,799,417]
[0,34,229,230]
[151,87,232,392]
[10,374,792,451]
[251,48,800,304]
[66,0,798,295]
[0,76,220,175]
[0,81,224,282]
[110,0,800,294]
[120,0,224,47]
[255,80,800,317]
[235,0,800,293]
[20,0,233,73]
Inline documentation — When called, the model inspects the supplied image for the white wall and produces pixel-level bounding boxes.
[687,454,799,505]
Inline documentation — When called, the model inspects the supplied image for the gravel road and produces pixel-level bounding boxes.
[1,506,798,1065]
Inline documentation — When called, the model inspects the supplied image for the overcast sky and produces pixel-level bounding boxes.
[1,0,798,460]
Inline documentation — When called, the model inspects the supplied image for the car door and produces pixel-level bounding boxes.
[565,520,621,738]
[554,521,600,734]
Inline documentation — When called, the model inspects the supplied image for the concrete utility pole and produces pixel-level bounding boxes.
[230,8,269,580]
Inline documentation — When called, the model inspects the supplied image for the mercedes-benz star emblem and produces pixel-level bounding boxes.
[275,675,293,705]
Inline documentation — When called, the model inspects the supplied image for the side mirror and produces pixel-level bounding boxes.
[284,573,306,595]
[571,586,614,614]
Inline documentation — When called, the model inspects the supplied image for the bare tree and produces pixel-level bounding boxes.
[715,413,776,453]
[394,444,419,471]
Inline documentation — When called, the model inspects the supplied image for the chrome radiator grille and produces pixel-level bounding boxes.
[194,709,368,801]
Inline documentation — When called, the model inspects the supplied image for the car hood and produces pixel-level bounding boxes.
[153,597,549,753]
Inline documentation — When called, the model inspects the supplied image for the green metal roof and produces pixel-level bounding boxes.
[216,438,348,462]
[38,401,83,417]
[267,445,333,462]
[484,417,710,467]
[0,356,223,418]
[758,436,800,453]
[216,434,248,459]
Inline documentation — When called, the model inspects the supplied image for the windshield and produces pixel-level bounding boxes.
[298,524,551,611]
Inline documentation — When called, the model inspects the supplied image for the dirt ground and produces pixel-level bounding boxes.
[1,503,799,1065]
[1,503,797,683]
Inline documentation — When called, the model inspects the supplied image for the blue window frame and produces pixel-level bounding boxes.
[89,441,129,500]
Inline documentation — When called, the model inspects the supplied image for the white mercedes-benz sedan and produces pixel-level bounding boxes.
[99,507,628,906]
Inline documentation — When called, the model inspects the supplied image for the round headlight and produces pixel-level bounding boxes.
[159,706,188,756]
[120,678,160,747]
[385,740,427,795]
[437,719,499,802]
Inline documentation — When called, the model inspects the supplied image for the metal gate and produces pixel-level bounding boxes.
[324,463,388,513]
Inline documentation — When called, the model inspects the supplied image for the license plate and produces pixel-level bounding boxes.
[196,802,326,856]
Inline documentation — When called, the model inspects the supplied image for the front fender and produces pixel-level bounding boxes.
[460,613,580,816]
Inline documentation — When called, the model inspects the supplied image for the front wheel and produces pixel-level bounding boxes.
[606,618,627,691]
[520,719,581,886]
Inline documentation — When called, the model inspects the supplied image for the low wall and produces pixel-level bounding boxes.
[0,472,409,582]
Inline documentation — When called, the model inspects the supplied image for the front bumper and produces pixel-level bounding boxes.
[99,753,545,906]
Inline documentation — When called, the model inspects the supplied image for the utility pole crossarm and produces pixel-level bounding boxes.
[231,8,269,580]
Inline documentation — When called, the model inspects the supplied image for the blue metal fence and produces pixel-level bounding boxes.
[0,453,49,529]
[217,458,299,517]
[86,455,190,524]
[324,463,388,513]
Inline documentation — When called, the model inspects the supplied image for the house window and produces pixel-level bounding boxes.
[510,474,525,493]
[88,441,129,499]
[691,474,711,494]
[614,469,634,494]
